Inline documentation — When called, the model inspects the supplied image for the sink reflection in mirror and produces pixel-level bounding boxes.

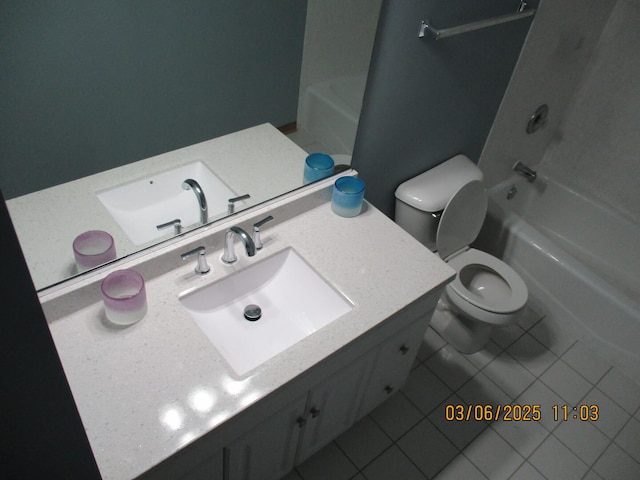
[3,2,381,291]
[97,162,239,246]
[179,248,352,376]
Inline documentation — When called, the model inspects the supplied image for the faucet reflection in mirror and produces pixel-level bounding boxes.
[2,1,381,292]
[228,194,251,215]
[182,179,208,225]
[5,124,307,291]
[157,219,183,236]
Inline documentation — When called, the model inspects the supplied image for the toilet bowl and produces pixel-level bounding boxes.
[432,247,528,353]
[394,155,528,353]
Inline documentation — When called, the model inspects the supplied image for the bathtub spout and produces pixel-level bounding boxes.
[513,161,537,183]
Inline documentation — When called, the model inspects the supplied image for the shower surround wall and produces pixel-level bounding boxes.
[539,0,640,224]
[298,0,381,94]
[477,0,640,380]
[297,0,381,126]
[478,0,618,188]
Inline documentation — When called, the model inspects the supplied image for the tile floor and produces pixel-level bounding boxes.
[281,307,640,480]
[284,128,640,479]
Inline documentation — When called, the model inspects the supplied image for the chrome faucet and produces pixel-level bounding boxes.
[182,179,208,224]
[221,226,256,264]
[513,161,537,183]
[181,245,210,275]
[252,215,274,250]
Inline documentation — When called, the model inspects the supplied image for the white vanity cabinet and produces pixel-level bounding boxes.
[226,309,435,480]
[227,353,374,480]
[226,393,307,480]
[294,350,375,463]
[41,177,455,480]
[357,315,431,416]
[177,449,225,480]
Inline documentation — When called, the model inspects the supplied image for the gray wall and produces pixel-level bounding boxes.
[352,0,536,217]
[0,1,307,199]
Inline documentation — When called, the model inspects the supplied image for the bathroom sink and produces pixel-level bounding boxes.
[179,248,353,376]
[97,162,237,245]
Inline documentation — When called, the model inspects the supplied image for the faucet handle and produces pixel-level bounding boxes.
[181,246,210,275]
[228,194,251,214]
[156,219,182,235]
[252,215,274,250]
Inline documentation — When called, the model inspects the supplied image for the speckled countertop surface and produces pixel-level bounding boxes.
[41,179,454,480]
[7,123,304,290]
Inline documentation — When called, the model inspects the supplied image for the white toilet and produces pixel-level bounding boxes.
[394,155,528,353]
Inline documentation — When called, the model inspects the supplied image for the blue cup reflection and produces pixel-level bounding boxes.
[303,153,335,184]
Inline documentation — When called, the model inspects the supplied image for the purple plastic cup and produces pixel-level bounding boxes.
[73,230,116,272]
[101,269,147,325]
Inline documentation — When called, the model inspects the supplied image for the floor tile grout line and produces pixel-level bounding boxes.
[609,410,640,464]
[367,395,425,445]
[338,415,430,480]
[507,334,559,379]
[511,460,550,480]
[551,427,605,473]
[488,411,553,461]
[393,444,430,480]
[536,357,633,419]
[536,380,600,465]
[413,320,628,478]
[329,438,365,478]
[285,286,638,478]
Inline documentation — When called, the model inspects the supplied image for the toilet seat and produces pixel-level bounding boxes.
[394,155,530,352]
[435,180,527,322]
[446,248,528,314]
[436,180,488,260]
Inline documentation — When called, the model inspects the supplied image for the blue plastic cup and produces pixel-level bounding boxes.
[303,153,335,184]
[331,177,365,217]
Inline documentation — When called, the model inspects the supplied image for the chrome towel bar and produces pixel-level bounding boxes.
[419,2,536,40]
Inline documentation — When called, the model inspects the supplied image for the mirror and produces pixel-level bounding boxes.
[1,1,381,291]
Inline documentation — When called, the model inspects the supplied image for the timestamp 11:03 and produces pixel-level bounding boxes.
[553,404,599,421]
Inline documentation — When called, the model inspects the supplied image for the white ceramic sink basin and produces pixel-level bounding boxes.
[179,248,353,376]
[97,162,238,245]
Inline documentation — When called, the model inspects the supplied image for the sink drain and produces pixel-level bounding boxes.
[244,304,262,321]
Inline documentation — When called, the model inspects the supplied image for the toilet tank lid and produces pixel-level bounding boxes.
[394,154,483,212]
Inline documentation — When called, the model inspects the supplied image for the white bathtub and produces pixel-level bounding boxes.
[299,73,367,155]
[476,172,640,383]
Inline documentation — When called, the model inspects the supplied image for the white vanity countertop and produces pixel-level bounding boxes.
[7,123,304,290]
[41,183,455,480]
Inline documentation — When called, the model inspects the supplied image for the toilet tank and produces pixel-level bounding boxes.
[394,155,483,250]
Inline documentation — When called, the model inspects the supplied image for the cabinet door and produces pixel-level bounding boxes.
[178,448,224,480]
[358,315,431,416]
[227,393,307,480]
[295,352,375,464]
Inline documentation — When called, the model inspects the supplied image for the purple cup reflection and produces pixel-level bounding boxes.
[73,230,116,271]
[101,269,147,325]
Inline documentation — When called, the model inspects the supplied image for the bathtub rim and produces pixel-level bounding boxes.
[478,173,640,385]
